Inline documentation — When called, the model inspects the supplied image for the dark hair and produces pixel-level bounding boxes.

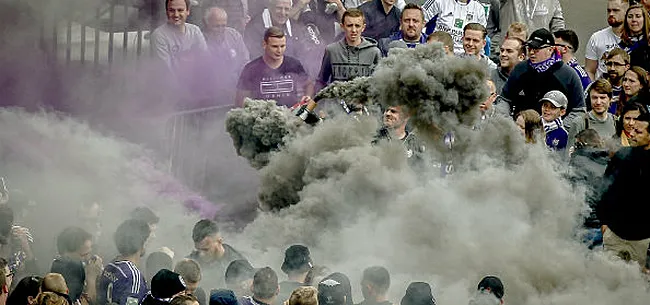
[361,266,390,295]
[341,8,365,24]
[114,219,151,256]
[401,3,424,21]
[132,207,159,225]
[263,26,285,42]
[553,29,580,52]
[252,267,278,299]
[146,251,174,283]
[166,0,192,12]
[192,219,219,243]
[427,31,454,51]
[616,102,644,136]
[7,276,43,305]
[636,103,650,133]
[589,79,613,98]
[319,273,353,305]
[463,23,487,39]
[225,260,256,285]
[575,129,604,149]
[0,206,14,242]
[56,227,92,255]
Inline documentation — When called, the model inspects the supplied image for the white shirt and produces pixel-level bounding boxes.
[422,0,488,55]
[585,27,621,79]
[151,23,208,69]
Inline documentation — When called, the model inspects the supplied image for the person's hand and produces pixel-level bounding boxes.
[601,225,608,235]
[298,0,310,7]
[85,255,104,279]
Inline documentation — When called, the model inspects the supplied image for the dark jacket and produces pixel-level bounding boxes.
[317,37,381,88]
[620,38,650,75]
[568,147,609,228]
[502,60,586,118]
[377,31,428,56]
[596,147,650,240]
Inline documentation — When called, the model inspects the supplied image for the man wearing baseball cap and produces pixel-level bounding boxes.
[468,276,504,305]
[501,28,585,123]
[540,90,570,151]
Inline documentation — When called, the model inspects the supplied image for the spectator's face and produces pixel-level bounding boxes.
[270,0,291,25]
[76,239,93,261]
[166,0,189,26]
[204,10,228,38]
[382,0,396,7]
[462,29,485,56]
[541,101,565,121]
[589,91,611,115]
[605,54,628,81]
[499,39,524,69]
[263,36,287,60]
[630,120,650,147]
[527,45,553,64]
[623,70,643,97]
[194,234,225,260]
[481,81,497,112]
[185,280,199,294]
[342,16,365,44]
[515,115,526,136]
[623,110,641,134]
[400,9,423,41]
[554,37,572,56]
[383,106,407,129]
[607,0,628,27]
[627,8,645,34]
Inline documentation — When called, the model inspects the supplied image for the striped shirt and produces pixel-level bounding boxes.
[97,260,148,305]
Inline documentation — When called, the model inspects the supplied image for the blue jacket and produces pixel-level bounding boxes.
[377,31,428,56]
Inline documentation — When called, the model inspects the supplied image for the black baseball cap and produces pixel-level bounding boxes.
[525,28,555,49]
[281,245,313,274]
[477,276,504,299]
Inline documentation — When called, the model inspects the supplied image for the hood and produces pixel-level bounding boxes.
[339,37,378,50]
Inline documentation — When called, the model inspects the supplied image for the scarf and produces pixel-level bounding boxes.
[542,117,563,133]
[262,9,292,37]
[621,34,643,53]
[529,51,562,73]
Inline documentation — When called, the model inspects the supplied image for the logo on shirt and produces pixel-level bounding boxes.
[454,18,464,29]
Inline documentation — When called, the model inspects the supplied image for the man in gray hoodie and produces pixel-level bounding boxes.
[317,8,382,90]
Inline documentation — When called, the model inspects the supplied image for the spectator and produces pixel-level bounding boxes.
[400,282,435,305]
[40,273,72,305]
[422,0,487,55]
[318,273,353,305]
[151,0,208,70]
[209,289,238,305]
[146,250,175,285]
[141,269,187,305]
[567,79,618,148]
[50,227,103,305]
[621,66,650,110]
[516,109,543,144]
[596,107,650,268]
[277,245,312,305]
[601,48,630,114]
[289,287,318,305]
[568,129,609,249]
[290,0,346,44]
[203,6,250,105]
[357,266,391,305]
[585,0,629,81]
[35,292,69,305]
[505,22,528,41]
[97,219,151,305]
[0,258,9,305]
[225,259,256,298]
[426,31,454,56]
[461,23,497,70]
[0,206,36,288]
[236,27,314,107]
[358,0,400,41]
[317,8,381,88]
[479,79,502,122]
[7,275,42,305]
[373,105,427,168]
[491,37,525,94]
[615,102,643,146]
[131,207,160,235]
[199,0,247,33]
[173,294,201,305]
[501,28,586,122]
[540,90,570,151]
[175,259,207,305]
[500,0,565,35]
[244,0,307,59]
[241,267,280,305]
[619,4,650,72]
[378,4,427,56]
[469,276,504,305]
[187,219,245,289]
[554,29,591,89]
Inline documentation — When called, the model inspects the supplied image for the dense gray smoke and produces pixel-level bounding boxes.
[228,43,650,305]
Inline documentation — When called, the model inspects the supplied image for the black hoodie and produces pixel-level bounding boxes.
[568,147,610,228]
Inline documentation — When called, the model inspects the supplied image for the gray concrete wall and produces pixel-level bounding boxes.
[561,0,608,63]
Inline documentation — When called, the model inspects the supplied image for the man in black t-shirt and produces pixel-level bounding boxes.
[236,26,313,107]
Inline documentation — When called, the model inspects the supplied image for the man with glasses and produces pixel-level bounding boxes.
[501,28,586,123]
[602,48,630,114]
[554,29,591,89]
[585,0,629,81]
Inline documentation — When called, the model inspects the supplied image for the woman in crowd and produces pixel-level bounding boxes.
[35,292,69,305]
[619,4,650,73]
[619,66,649,114]
[615,102,644,147]
[515,110,543,144]
[7,275,42,305]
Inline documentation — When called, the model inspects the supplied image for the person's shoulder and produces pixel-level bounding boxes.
[283,56,306,68]
[185,23,202,32]
[591,26,615,38]
[223,243,245,260]
[242,57,264,70]
[225,27,244,39]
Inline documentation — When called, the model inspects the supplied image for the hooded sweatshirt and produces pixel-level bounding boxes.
[317,37,381,88]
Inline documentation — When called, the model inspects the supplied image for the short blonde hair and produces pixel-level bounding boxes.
[506,22,528,41]
[36,292,69,305]
[289,286,318,305]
